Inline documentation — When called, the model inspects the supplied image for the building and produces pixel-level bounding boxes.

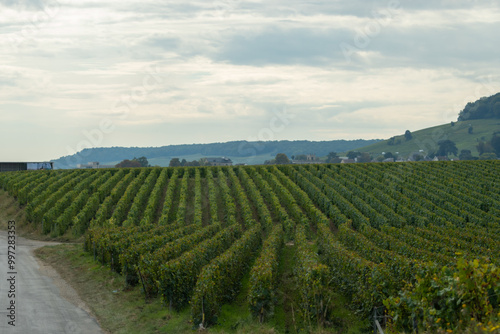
[0,162,54,172]
[206,157,233,166]
[77,161,116,169]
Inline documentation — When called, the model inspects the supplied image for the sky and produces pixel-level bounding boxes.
[1,0,500,161]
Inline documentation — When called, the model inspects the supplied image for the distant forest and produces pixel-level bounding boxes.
[53,139,381,168]
[458,92,500,121]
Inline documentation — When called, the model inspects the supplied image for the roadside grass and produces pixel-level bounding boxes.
[35,243,194,334]
[0,189,26,230]
[0,189,82,242]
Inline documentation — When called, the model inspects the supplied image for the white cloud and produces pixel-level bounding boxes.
[1,0,500,160]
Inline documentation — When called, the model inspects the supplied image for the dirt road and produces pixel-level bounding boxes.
[0,231,103,334]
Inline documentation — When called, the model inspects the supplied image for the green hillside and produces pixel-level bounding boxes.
[356,119,500,159]
[53,139,381,169]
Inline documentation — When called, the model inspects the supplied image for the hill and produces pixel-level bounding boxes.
[356,92,500,160]
[356,119,500,159]
[52,139,381,168]
[459,92,500,121]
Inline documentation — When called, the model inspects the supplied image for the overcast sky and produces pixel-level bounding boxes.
[1,0,499,161]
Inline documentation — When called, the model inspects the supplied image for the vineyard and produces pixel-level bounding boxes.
[1,160,499,332]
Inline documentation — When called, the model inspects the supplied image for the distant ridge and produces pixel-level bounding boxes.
[52,139,381,168]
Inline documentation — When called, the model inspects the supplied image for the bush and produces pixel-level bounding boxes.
[384,258,500,333]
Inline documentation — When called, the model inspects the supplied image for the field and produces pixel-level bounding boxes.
[1,161,499,333]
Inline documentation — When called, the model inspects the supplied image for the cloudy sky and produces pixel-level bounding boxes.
[1,0,499,161]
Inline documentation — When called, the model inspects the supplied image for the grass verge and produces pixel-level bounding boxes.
[35,243,194,334]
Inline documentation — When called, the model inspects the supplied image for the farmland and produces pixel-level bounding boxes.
[0,161,499,333]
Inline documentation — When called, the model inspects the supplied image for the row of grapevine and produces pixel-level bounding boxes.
[122,169,160,227]
[52,171,116,236]
[25,170,81,221]
[31,172,92,225]
[191,223,262,327]
[401,225,497,263]
[369,164,466,226]
[110,168,151,225]
[306,165,389,229]
[257,167,310,228]
[380,225,468,258]
[85,222,193,266]
[426,223,500,254]
[205,169,219,224]
[216,168,237,225]
[294,224,330,323]
[247,223,283,322]
[358,223,453,265]
[4,170,47,198]
[17,172,54,205]
[390,164,497,226]
[119,223,199,284]
[157,169,180,225]
[335,165,429,227]
[73,169,128,234]
[282,166,355,227]
[317,165,406,227]
[272,166,332,228]
[193,168,203,227]
[138,222,224,296]
[226,167,256,228]
[139,168,170,226]
[336,222,421,290]
[41,171,105,233]
[156,224,242,309]
[174,169,190,225]
[91,170,137,227]
[316,222,390,316]
[236,167,273,230]
[247,167,294,237]
[410,163,500,217]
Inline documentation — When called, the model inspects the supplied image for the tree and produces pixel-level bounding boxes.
[295,154,307,161]
[437,140,458,157]
[404,130,413,141]
[384,152,395,159]
[169,158,181,167]
[490,134,500,155]
[357,152,372,163]
[134,156,150,167]
[347,151,360,159]
[479,152,497,160]
[326,152,341,163]
[459,150,475,161]
[414,154,424,161]
[476,141,494,155]
[275,153,290,164]
[181,159,187,167]
[116,159,142,168]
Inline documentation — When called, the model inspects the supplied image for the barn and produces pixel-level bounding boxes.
[0,162,54,172]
